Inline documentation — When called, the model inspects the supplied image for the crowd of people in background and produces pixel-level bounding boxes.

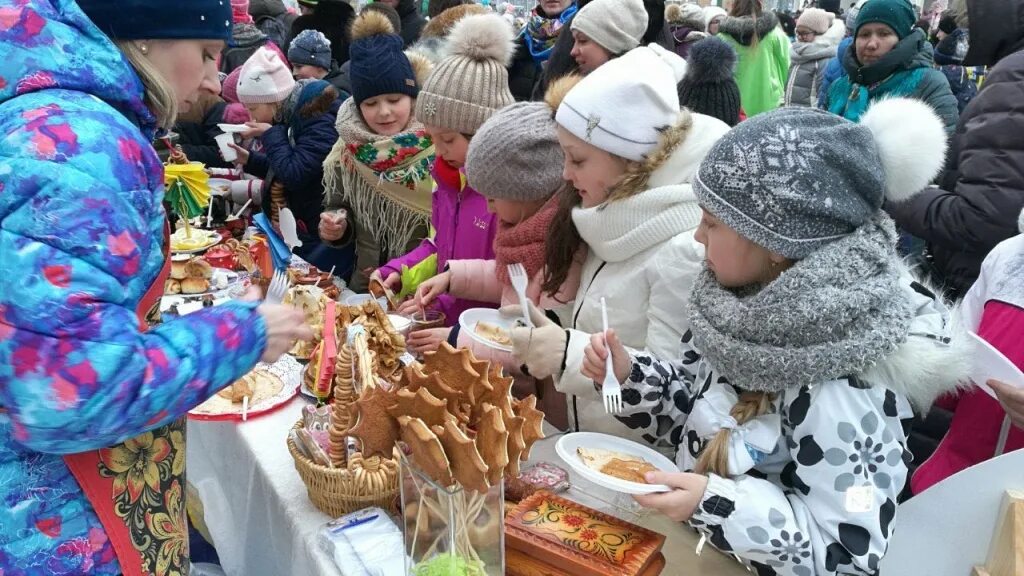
[4,0,1024,573]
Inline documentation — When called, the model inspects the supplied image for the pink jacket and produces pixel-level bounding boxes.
[446,257,580,428]
[912,235,1024,494]
[378,162,497,326]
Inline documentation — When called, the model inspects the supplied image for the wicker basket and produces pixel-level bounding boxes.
[287,420,401,518]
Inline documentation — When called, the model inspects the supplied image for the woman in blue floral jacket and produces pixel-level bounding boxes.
[0,1,311,574]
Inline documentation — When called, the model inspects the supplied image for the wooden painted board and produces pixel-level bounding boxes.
[505,491,666,576]
[506,548,665,576]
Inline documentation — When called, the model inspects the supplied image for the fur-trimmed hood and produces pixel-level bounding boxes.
[718,11,779,46]
[860,271,971,410]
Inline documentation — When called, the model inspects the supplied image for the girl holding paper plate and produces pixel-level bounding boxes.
[0,1,312,573]
[584,101,970,574]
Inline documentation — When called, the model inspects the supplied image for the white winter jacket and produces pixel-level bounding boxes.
[554,113,730,445]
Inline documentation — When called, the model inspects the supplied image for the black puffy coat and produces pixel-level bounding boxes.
[396,0,426,47]
[887,0,1024,298]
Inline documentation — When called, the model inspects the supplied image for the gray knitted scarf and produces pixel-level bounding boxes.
[688,214,916,393]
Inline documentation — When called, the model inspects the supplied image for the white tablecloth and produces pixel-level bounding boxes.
[188,397,748,576]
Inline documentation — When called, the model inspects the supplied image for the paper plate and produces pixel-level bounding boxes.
[555,432,678,495]
[189,355,302,421]
[459,308,517,353]
[217,123,250,133]
[968,332,1024,399]
[170,229,221,254]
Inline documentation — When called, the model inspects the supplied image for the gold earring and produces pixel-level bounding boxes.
[139,44,149,54]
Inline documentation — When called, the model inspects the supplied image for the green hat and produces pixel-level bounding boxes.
[855,0,916,39]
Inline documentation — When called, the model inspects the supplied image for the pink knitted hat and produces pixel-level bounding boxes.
[231,0,254,24]
[237,47,296,104]
[222,66,242,103]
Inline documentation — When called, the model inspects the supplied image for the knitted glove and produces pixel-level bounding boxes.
[502,302,567,380]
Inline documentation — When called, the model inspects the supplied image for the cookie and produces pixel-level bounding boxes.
[436,419,489,494]
[346,386,401,459]
[515,395,545,462]
[399,416,453,486]
[505,415,527,478]
[423,342,479,392]
[474,369,515,423]
[475,403,509,487]
[406,365,463,415]
[387,387,450,428]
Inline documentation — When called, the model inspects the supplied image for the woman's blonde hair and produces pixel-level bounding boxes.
[694,391,774,475]
[116,41,179,129]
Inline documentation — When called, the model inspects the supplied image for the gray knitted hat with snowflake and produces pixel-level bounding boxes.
[693,101,949,259]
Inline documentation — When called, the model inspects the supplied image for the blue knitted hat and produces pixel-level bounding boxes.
[348,11,418,104]
[78,0,233,43]
[289,29,333,70]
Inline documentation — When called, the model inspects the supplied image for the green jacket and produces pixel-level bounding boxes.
[826,29,959,134]
[718,12,791,117]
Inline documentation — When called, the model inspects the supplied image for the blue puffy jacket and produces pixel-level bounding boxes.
[0,1,266,570]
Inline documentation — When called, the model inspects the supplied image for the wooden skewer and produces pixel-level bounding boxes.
[242,395,249,422]
[232,198,253,220]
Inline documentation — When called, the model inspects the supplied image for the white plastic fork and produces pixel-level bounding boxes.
[600,297,622,414]
[265,269,289,305]
[507,263,534,328]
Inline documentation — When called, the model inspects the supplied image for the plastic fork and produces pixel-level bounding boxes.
[507,263,534,328]
[600,297,622,414]
[265,269,289,305]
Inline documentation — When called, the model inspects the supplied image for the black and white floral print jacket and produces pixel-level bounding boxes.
[615,282,969,576]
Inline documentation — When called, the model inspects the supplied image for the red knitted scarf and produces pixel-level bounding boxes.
[494,195,560,286]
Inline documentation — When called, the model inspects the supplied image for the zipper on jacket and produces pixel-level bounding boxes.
[450,191,461,263]
[569,260,607,433]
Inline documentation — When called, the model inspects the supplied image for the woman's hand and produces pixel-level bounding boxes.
[319,210,348,241]
[228,143,250,167]
[581,328,631,384]
[414,271,452,309]
[257,302,314,362]
[396,297,422,316]
[241,121,272,139]
[407,327,452,355]
[990,379,1024,430]
[633,472,709,522]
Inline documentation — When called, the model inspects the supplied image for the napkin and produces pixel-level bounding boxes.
[253,212,291,271]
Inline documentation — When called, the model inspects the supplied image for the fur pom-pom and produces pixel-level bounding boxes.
[685,37,737,84]
[405,50,434,87]
[860,98,947,203]
[544,74,584,114]
[446,13,516,65]
[350,10,394,41]
[666,4,682,23]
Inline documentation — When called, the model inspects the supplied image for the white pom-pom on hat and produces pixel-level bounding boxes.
[446,13,516,66]
[860,97,947,204]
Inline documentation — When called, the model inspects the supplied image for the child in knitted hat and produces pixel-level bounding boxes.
[666,2,707,59]
[677,37,743,126]
[414,102,583,418]
[375,13,517,351]
[584,100,969,573]
[321,10,434,291]
[288,28,350,98]
[233,47,355,277]
[511,44,731,441]
[784,8,838,107]
[567,0,648,73]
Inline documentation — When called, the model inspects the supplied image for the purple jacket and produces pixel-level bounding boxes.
[378,163,497,325]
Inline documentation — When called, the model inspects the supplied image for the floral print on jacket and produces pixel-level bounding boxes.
[0,0,267,572]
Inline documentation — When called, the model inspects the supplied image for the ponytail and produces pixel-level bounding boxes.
[694,391,774,476]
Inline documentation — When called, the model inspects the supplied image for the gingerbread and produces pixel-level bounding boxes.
[399,416,453,486]
[346,386,401,459]
[515,395,545,462]
[475,403,509,487]
[436,419,489,494]
[387,388,450,428]
[505,415,527,478]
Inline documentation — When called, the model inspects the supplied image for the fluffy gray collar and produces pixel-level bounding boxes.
[718,11,779,46]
